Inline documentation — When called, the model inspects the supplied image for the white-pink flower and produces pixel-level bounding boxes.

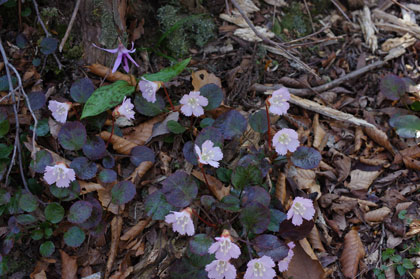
[287,197,315,226]
[205,259,236,279]
[208,230,241,261]
[164,208,195,236]
[48,100,71,124]
[93,42,139,73]
[268,87,290,115]
[272,128,299,155]
[180,91,208,117]
[139,78,160,103]
[278,242,295,272]
[244,256,276,279]
[114,97,135,120]
[43,163,76,188]
[194,140,223,168]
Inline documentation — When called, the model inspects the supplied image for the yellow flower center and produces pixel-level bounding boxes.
[277,133,291,144]
[292,202,306,215]
[253,262,266,277]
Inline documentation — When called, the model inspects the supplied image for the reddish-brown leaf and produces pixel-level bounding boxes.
[340,229,365,278]
[60,250,77,279]
[192,170,230,201]
[105,216,123,279]
[99,131,137,155]
[122,114,166,145]
[284,242,326,278]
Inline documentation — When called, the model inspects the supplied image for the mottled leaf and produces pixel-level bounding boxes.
[213,110,247,140]
[291,146,322,169]
[70,157,97,180]
[380,74,406,100]
[58,121,87,150]
[199,84,223,110]
[249,110,268,133]
[240,202,270,234]
[111,181,136,205]
[145,190,174,220]
[68,201,93,224]
[162,171,198,208]
[83,136,107,160]
[70,78,95,103]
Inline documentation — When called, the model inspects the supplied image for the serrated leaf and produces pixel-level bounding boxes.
[189,234,213,256]
[389,114,420,138]
[63,226,85,247]
[44,202,64,224]
[58,121,87,150]
[199,84,223,110]
[249,110,268,133]
[213,110,247,140]
[81,80,135,119]
[70,78,95,103]
[111,181,136,205]
[291,146,322,169]
[162,170,198,208]
[380,74,406,100]
[68,201,93,224]
[39,241,55,257]
[143,58,191,82]
[145,190,174,220]
[239,202,270,234]
[167,120,186,134]
[40,37,58,55]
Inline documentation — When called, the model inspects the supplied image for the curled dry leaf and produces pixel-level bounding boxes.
[354,126,364,154]
[122,114,166,146]
[345,169,382,191]
[284,242,325,279]
[120,217,151,242]
[127,161,154,184]
[307,226,326,253]
[159,152,171,175]
[363,126,396,156]
[406,219,420,236]
[291,168,321,199]
[80,181,105,195]
[99,131,137,155]
[105,216,123,279]
[313,114,327,151]
[334,154,351,183]
[87,64,136,86]
[402,156,420,171]
[395,202,413,214]
[60,250,77,279]
[192,170,230,201]
[275,172,287,206]
[191,70,222,91]
[364,207,391,223]
[340,229,365,279]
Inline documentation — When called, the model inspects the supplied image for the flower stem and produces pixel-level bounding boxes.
[265,99,272,150]
[200,164,211,190]
[161,83,175,111]
[191,208,217,228]
[106,118,115,148]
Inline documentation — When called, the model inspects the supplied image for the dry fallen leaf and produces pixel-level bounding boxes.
[313,114,327,151]
[345,169,382,191]
[340,229,365,278]
[192,170,230,201]
[87,64,136,85]
[275,172,287,206]
[234,27,275,42]
[30,259,55,279]
[402,156,420,171]
[105,216,123,279]
[122,114,166,145]
[121,217,151,242]
[191,70,222,91]
[79,181,105,195]
[32,270,47,279]
[284,242,325,279]
[307,226,326,253]
[364,126,396,155]
[127,161,154,184]
[364,207,391,223]
[60,250,78,279]
[406,219,420,236]
[299,238,319,260]
[97,188,123,215]
[99,131,138,155]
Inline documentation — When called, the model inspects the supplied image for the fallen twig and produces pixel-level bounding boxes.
[59,0,81,52]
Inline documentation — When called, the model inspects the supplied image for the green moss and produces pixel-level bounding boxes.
[65,45,83,60]
[279,2,312,38]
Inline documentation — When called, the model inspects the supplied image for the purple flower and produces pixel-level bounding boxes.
[244,256,276,279]
[180,91,208,117]
[48,100,71,123]
[278,242,295,272]
[208,230,241,261]
[139,78,161,103]
[269,87,290,115]
[93,42,139,73]
[43,163,76,188]
[164,208,195,236]
[287,197,315,226]
[205,259,236,279]
[114,97,135,120]
[272,128,299,155]
[194,140,223,168]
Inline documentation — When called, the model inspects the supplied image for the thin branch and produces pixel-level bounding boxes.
[59,0,82,52]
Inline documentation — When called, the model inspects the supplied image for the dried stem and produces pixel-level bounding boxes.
[200,164,211,190]
[59,0,82,52]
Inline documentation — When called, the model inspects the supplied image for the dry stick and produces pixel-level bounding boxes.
[229,0,319,78]
[31,0,63,70]
[59,0,82,52]
[252,59,386,96]
[330,0,351,22]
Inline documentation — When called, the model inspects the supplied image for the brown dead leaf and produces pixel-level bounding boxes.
[191,70,222,91]
[87,64,136,86]
[127,161,153,184]
[159,152,172,175]
[354,126,364,153]
[406,219,420,236]
[60,250,77,279]
[313,114,327,151]
[307,226,326,252]
[363,126,395,155]
[122,114,166,145]
[128,18,144,42]
[32,270,47,279]
[334,153,351,182]
[345,169,382,191]
[99,131,138,155]
[121,217,151,242]
[299,238,319,260]
[135,241,145,256]
[291,168,321,199]
[340,229,365,278]
[109,266,133,279]
[364,207,391,223]
[192,170,230,200]
[284,242,325,279]
[80,181,105,195]
[402,156,420,171]
[275,172,287,206]
[105,216,123,279]
[97,188,123,215]
[30,259,55,279]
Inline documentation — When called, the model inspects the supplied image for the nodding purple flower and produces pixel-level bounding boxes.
[93,42,139,73]
[287,197,315,226]
[164,207,195,236]
[205,259,237,279]
[272,128,299,156]
[244,256,276,279]
[268,87,290,115]
[278,242,295,272]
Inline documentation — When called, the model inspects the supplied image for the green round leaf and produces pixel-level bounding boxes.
[79,198,103,230]
[268,209,286,232]
[213,110,247,140]
[102,154,115,169]
[44,202,64,224]
[134,94,165,117]
[217,195,240,212]
[200,118,214,129]
[16,214,37,225]
[145,190,174,220]
[0,144,13,159]
[130,146,155,166]
[68,201,93,224]
[40,37,58,55]
[199,84,223,110]
[291,146,322,169]
[111,181,136,205]
[31,118,49,137]
[39,241,55,257]
[189,234,213,256]
[167,120,186,134]
[70,78,95,103]
[58,121,87,150]
[389,114,420,138]
[63,226,85,247]
[31,150,53,173]
[162,171,198,208]
[239,202,270,234]
[380,74,406,101]
[249,110,268,133]
[18,192,38,213]
[31,229,44,240]
[83,136,107,160]
[70,157,97,180]
[98,169,117,184]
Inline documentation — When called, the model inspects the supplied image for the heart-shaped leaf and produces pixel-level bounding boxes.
[218,195,241,212]
[58,121,87,150]
[44,202,64,224]
[291,146,322,169]
[199,84,223,110]
[40,37,58,55]
[213,110,247,140]
[98,169,117,184]
[389,114,420,138]
[31,150,53,173]
[70,157,97,180]
[130,146,155,166]
[63,226,85,247]
[239,202,270,234]
[195,127,223,147]
[189,234,213,256]
[83,136,107,160]
[27,91,46,110]
[134,94,166,117]
[252,234,288,261]
[70,78,95,103]
[18,192,38,213]
[145,190,174,220]
[39,241,55,257]
[183,141,198,165]
[81,80,135,119]
[380,74,406,100]
[143,57,191,82]
[241,186,270,207]
[68,201,93,224]
[162,171,198,208]
[249,110,268,133]
[111,181,136,205]
[79,198,103,230]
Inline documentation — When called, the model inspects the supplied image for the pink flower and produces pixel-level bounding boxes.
[48,100,71,123]
[268,87,290,115]
[244,256,276,279]
[272,128,299,155]
[194,140,223,168]
[205,259,236,279]
[93,42,139,73]
[287,197,315,226]
[139,78,161,103]
[43,163,76,188]
[113,97,135,120]
[164,208,195,236]
[180,91,208,117]
[208,230,241,261]
[278,242,295,272]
